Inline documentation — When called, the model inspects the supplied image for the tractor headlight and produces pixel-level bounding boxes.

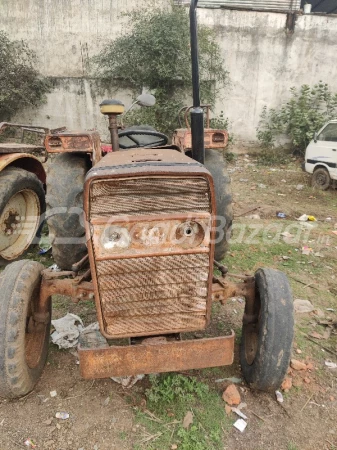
[101,225,131,250]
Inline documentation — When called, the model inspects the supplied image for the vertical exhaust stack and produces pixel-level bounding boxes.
[190,0,205,165]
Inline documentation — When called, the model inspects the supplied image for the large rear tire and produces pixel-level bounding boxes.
[46,154,89,270]
[0,260,51,399]
[240,268,294,391]
[0,167,45,263]
[204,150,233,261]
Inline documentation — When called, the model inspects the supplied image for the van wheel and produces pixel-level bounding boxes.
[312,168,331,190]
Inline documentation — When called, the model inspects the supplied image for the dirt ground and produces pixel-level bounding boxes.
[0,154,336,450]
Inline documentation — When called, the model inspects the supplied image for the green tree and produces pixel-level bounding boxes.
[0,31,50,121]
[257,82,337,154]
[94,2,229,135]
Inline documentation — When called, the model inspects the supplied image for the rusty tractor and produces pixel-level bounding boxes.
[0,0,294,399]
[0,123,47,264]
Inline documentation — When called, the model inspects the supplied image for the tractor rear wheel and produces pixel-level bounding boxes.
[46,154,89,270]
[240,268,294,391]
[0,167,45,264]
[0,260,51,398]
[204,149,233,261]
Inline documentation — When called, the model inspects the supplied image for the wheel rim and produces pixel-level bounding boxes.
[315,173,328,186]
[25,284,48,370]
[0,189,40,260]
[244,293,261,366]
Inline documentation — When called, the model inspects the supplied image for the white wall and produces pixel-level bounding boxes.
[0,0,336,145]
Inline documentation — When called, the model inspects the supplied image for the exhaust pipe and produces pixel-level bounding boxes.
[190,0,205,165]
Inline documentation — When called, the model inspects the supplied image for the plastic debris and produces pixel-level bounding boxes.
[51,314,83,349]
[275,390,284,403]
[297,214,308,221]
[281,232,294,238]
[38,235,52,255]
[111,374,145,388]
[233,418,247,432]
[237,402,247,410]
[302,246,313,256]
[50,390,57,398]
[247,214,261,220]
[24,438,37,448]
[38,247,51,255]
[326,308,335,312]
[277,212,286,219]
[297,214,317,222]
[325,361,337,369]
[294,299,314,314]
[49,263,61,271]
[215,377,242,384]
[55,412,69,420]
[231,407,248,420]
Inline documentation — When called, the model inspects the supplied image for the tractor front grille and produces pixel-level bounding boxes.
[96,254,209,336]
[90,177,210,217]
[88,175,213,338]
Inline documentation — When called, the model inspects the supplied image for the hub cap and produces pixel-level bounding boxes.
[0,190,40,260]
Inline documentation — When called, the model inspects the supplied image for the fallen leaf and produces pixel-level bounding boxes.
[182,411,193,429]
[309,331,324,340]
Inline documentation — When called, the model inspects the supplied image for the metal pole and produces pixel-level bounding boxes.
[189,0,205,165]
[108,114,120,152]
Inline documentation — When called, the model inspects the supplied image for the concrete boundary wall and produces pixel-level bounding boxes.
[0,0,336,144]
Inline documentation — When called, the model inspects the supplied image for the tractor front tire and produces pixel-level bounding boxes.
[204,150,233,261]
[0,260,51,399]
[46,154,89,270]
[0,167,45,264]
[240,268,294,391]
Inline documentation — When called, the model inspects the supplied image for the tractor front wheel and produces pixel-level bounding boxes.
[0,260,51,398]
[240,268,294,391]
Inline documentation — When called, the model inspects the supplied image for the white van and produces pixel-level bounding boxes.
[304,120,337,190]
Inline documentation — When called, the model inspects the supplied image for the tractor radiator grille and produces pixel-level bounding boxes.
[96,253,210,337]
[90,177,210,217]
[89,175,212,338]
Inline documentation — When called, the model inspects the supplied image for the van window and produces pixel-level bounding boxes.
[318,123,337,142]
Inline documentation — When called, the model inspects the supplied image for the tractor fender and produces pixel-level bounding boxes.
[0,153,46,185]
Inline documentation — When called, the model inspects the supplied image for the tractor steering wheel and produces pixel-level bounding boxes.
[118,129,168,149]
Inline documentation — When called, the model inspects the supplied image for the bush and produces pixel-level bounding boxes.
[0,31,50,121]
[94,2,229,135]
[257,82,337,154]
